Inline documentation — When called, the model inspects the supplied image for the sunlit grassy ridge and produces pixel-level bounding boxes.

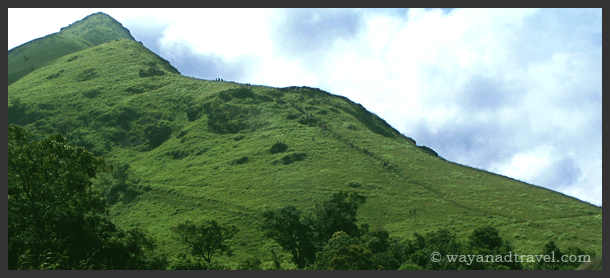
[8,12,138,86]
[8,18,601,269]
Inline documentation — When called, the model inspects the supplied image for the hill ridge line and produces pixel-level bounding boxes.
[309,114,598,232]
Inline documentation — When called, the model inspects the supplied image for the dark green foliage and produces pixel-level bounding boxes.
[218,87,257,102]
[168,150,189,159]
[113,163,130,183]
[347,182,362,188]
[418,145,439,157]
[535,241,564,270]
[138,63,166,78]
[186,105,203,122]
[262,206,317,268]
[233,156,249,165]
[8,125,164,269]
[171,220,238,263]
[314,226,405,270]
[106,128,128,144]
[218,91,233,102]
[533,241,594,270]
[257,95,274,102]
[76,68,98,82]
[229,87,256,99]
[144,121,172,149]
[398,262,425,270]
[124,83,163,94]
[400,227,524,270]
[82,89,101,99]
[467,227,522,270]
[207,114,246,134]
[8,97,47,127]
[286,113,300,120]
[269,249,283,270]
[268,91,284,98]
[46,69,64,80]
[334,102,398,138]
[270,141,289,154]
[204,102,249,134]
[468,226,504,251]
[297,115,319,127]
[95,163,144,206]
[237,256,263,270]
[275,153,306,165]
[364,230,391,254]
[403,228,468,270]
[562,246,592,270]
[309,191,367,247]
[168,253,229,270]
[314,231,377,270]
[115,107,139,131]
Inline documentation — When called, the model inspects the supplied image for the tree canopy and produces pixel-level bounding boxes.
[171,220,238,263]
[8,124,165,269]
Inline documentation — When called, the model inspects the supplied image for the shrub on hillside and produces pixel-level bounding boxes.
[270,142,288,154]
[8,97,44,126]
[229,87,256,99]
[76,68,98,82]
[418,145,439,157]
[138,63,166,78]
[186,106,203,122]
[298,116,319,127]
[232,156,249,165]
[280,153,306,165]
[203,102,249,134]
[145,121,171,149]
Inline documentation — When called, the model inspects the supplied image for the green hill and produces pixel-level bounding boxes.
[8,12,140,86]
[8,13,601,269]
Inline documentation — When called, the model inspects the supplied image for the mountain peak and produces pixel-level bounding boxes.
[59,12,136,45]
[8,12,137,85]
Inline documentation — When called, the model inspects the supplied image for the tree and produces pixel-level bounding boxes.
[9,124,110,269]
[308,191,367,247]
[172,220,238,263]
[262,192,368,269]
[362,229,406,269]
[261,206,316,268]
[9,125,165,269]
[468,227,504,251]
[314,231,376,270]
[167,253,229,270]
[467,227,521,270]
[535,241,564,270]
[403,228,471,270]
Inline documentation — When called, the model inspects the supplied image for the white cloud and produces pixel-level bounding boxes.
[156,9,276,63]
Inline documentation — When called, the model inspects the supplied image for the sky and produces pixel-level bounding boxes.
[8,8,602,206]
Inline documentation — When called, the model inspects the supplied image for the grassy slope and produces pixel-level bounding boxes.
[8,39,601,269]
[8,12,137,86]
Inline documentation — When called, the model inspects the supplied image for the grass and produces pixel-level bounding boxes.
[8,12,137,86]
[8,18,602,268]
